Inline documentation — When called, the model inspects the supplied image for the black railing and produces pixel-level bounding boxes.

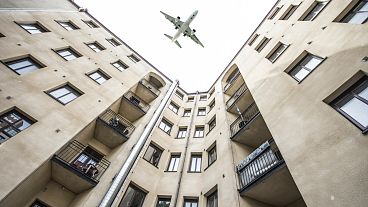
[98,109,135,138]
[139,79,160,96]
[224,70,241,92]
[237,140,284,192]
[230,102,260,138]
[226,84,248,109]
[53,140,110,182]
[123,91,150,113]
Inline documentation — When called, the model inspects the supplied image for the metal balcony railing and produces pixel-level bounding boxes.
[123,91,150,113]
[226,84,248,109]
[237,140,284,192]
[98,109,135,138]
[53,140,110,182]
[230,102,260,138]
[224,70,241,92]
[139,79,160,96]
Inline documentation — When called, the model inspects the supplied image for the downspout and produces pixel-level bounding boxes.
[172,91,199,207]
[99,80,179,207]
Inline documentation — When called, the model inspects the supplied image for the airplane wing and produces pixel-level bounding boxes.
[160,11,183,29]
[185,27,204,47]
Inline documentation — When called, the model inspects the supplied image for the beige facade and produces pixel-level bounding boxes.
[0,0,367,207]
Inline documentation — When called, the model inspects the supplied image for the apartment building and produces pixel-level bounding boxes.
[0,0,367,207]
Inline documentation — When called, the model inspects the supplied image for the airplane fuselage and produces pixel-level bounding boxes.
[172,10,198,42]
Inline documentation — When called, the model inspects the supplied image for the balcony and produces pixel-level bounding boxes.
[226,84,253,114]
[119,91,150,122]
[52,140,110,193]
[223,70,244,95]
[95,109,135,148]
[230,102,271,148]
[237,140,303,206]
[135,79,160,103]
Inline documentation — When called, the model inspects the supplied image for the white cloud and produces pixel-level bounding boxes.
[75,0,277,92]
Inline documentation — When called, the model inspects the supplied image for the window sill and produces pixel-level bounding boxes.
[187,171,201,173]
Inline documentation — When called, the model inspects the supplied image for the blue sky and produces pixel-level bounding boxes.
[75,0,277,92]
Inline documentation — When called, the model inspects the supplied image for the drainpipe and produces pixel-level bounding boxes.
[172,91,199,207]
[99,80,179,207]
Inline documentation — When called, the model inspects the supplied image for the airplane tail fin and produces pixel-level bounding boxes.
[164,34,182,48]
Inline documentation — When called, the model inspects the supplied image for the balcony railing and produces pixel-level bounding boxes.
[139,79,160,96]
[98,109,135,138]
[237,140,284,192]
[53,140,110,182]
[224,70,241,92]
[226,84,248,109]
[123,91,150,113]
[230,102,260,138]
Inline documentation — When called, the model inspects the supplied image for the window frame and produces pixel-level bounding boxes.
[159,118,173,135]
[279,5,299,20]
[119,184,147,207]
[128,54,140,63]
[30,199,50,207]
[194,126,205,138]
[168,102,179,114]
[106,38,121,47]
[45,83,83,105]
[143,143,163,167]
[54,47,82,61]
[199,95,207,101]
[187,96,194,102]
[177,127,188,138]
[86,69,110,85]
[56,20,79,31]
[197,108,206,116]
[207,144,217,167]
[156,197,171,207]
[255,37,271,52]
[208,116,216,133]
[83,20,99,28]
[268,6,282,19]
[300,1,329,21]
[183,109,192,117]
[207,191,218,207]
[287,53,325,83]
[167,154,180,172]
[208,99,216,112]
[331,76,368,133]
[266,42,289,63]
[340,0,368,24]
[189,154,202,173]
[3,55,45,75]
[111,60,129,71]
[0,108,35,143]
[86,41,105,52]
[248,34,259,46]
[17,21,49,34]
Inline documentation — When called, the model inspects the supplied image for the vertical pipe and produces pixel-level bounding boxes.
[99,80,179,207]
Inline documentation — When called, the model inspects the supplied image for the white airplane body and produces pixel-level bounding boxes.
[160,10,204,48]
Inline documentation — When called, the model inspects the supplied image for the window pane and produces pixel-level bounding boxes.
[347,12,368,24]
[59,93,78,104]
[49,87,70,98]
[303,56,323,70]
[340,97,368,127]
[358,86,368,100]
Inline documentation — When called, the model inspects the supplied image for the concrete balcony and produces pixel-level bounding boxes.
[229,102,271,148]
[226,84,253,114]
[95,109,135,148]
[119,91,150,122]
[223,70,244,96]
[51,140,110,193]
[135,79,160,103]
[237,140,304,206]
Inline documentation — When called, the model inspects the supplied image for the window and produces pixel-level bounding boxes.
[73,146,103,178]
[255,37,270,52]
[159,118,172,134]
[208,145,217,166]
[175,91,184,99]
[30,199,49,207]
[188,96,194,102]
[197,108,206,116]
[83,20,99,28]
[288,53,324,82]
[207,191,218,207]
[55,47,81,61]
[194,126,204,138]
[248,34,259,46]
[57,21,78,31]
[112,60,129,71]
[269,7,281,19]
[183,109,191,117]
[4,56,44,75]
[199,95,207,101]
[301,1,328,21]
[208,88,215,97]
[168,102,179,114]
[184,199,198,207]
[128,54,140,63]
[0,108,34,143]
[167,154,180,172]
[156,197,171,207]
[106,38,121,46]
[47,83,82,105]
[267,42,289,63]
[87,69,110,84]
[189,154,202,172]
[280,5,298,20]
[119,184,146,207]
[177,127,187,138]
[208,116,216,132]
[331,76,368,132]
[86,42,105,52]
[340,0,368,24]
[209,99,215,111]
[143,144,163,167]
[18,22,48,34]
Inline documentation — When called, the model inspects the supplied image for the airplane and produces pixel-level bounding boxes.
[160,10,204,48]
